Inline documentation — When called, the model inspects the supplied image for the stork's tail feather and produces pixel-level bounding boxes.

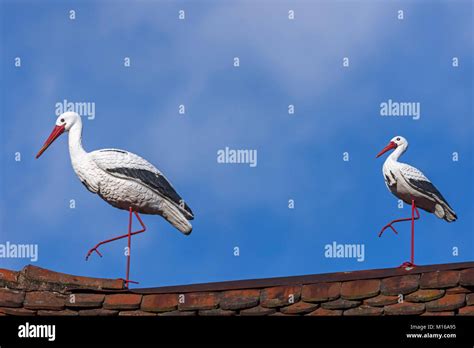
[162,200,193,235]
[443,207,457,222]
[434,203,457,222]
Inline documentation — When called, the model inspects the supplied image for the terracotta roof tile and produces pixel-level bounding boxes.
[280,301,319,314]
[220,289,260,310]
[341,279,380,300]
[343,305,383,316]
[458,306,474,316]
[0,262,472,316]
[141,294,178,312]
[178,292,219,311]
[306,307,342,316]
[0,288,25,308]
[301,282,340,302]
[460,268,474,286]
[78,308,118,316]
[405,289,445,303]
[240,305,276,316]
[321,298,361,310]
[384,302,425,315]
[381,275,419,295]
[199,308,236,316]
[420,271,460,289]
[364,294,399,307]
[103,294,142,310]
[260,285,301,308]
[425,294,465,312]
[24,291,66,310]
[65,293,105,308]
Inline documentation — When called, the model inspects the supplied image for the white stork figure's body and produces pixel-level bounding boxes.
[36,112,193,285]
[376,136,456,268]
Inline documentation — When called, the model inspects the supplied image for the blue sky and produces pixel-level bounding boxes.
[1,0,472,288]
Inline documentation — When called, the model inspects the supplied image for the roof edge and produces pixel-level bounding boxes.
[130,261,474,294]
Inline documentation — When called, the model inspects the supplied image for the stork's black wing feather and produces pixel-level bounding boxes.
[106,167,193,216]
[400,164,454,210]
[407,178,453,209]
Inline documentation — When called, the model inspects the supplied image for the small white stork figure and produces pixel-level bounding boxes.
[376,136,457,268]
[36,112,194,286]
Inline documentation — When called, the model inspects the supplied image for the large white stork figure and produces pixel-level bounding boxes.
[376,136,457,268]
[36,112,194,286]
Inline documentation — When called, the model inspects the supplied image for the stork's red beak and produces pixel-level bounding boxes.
[376,141,397,158]
[35,124,66,159]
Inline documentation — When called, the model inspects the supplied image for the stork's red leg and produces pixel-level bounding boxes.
[124,207,144,286]
[378,199,420,268]
[85,208,146,260]
[379,217,409,237]
[85,207,146,287]
[399,200,420,268]
[378,200,419,237]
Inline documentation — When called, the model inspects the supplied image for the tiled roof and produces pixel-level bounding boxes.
[1,262,473,316]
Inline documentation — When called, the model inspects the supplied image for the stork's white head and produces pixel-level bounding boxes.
[376,136,408,158]
[36,112,82,159]
[55,111,81,131]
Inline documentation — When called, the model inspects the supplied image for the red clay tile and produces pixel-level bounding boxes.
[220,289,260,310]
[78,308,118,316]
[280,301,318,314]
[240,305,276,316]
[260,285,301,308]
[405,289,445,303]
[178,292,219,311]
[321,298,360,310]
[306,308,342,316]
[381,275,419,295]
[37,309,78,316]
[421,311,454,316]
[384,302,425,315]
[118,310,157,316]
[420,271,459,289]
[425,294,465,312]
[0,269,18,283]
[364,294,399,307]
[65,293,104,308]
[458,306,474,316]
[103,294,142,310]
[141,294,178,312]
[24,291,66,310]
[344,305,383,316]
[199,308,236,316]
[158,310,196,316]
[270,312,298,316]
[0,307,36,316]
[460,269,474,286]
[0,289,24,308]
[24,265,124,290]
[341,279,380,300]
[301,282,340,302]
[446,286,470,294]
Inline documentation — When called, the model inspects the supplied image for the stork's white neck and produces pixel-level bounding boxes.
[68,118,87,159]
[386,144,407,163]
[67,117,99,192]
